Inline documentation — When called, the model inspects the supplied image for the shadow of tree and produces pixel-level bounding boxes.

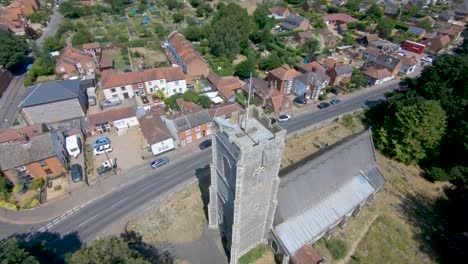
[121,230,174,264]
[195,165,211,221]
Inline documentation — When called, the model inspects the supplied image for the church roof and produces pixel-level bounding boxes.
[274,130,385,255]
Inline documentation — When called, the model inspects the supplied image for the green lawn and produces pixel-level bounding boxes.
[212,61,234,76]
[102,49,129,72]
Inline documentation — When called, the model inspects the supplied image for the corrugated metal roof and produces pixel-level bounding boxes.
[276,174,376,255]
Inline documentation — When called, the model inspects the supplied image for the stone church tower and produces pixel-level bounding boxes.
[208,107,286,264]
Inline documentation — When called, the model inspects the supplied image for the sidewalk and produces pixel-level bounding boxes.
[0,143,202,224]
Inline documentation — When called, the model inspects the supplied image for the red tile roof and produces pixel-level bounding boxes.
[82,42,100,50]
[87,106,136,128]
[101,66,186,89]
[268,67,300,81]
[138,108,172,145]
[363,68,392,79]
[100,55,113,69]
[322,13,358,24]
[298,62,326,73]
[167,31,209,77]
[208,103,243,119]
[207,71,242,99]
[0,124,43,144]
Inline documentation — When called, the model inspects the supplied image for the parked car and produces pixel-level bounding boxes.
[93,144,113,155]
[421,56,433,63]
[70,164,82,183]
[277,114,291,122]
[329,98,341,105]
[397,51,406,56]
[294,96,308,105]
[199,139,212,150]
[317,102,331,109]
[92,137,111,148]
[270,118,277,125]
[100,98,121,109]
[151,157,170,169]
[96,165,113,175]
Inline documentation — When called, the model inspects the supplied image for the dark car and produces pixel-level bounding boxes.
[151,157,170,169]
[317,102,330,109]
[71,164,83,183]
[294,96,307,105]
[329,98,341,105]
[270,118,277,125]
[199,139,212,150]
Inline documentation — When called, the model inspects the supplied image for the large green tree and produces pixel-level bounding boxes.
[0,30,29,69]
[72,29,95,46]
[376,18,396,39]
[42,37,65,53]
[234,59,257,80]
[253,4,273,30]
[208,3,254,59]
[366,4,383,21]
[377,98,447,164]
[0,238,39,264]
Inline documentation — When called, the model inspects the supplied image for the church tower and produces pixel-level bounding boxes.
[208,107,286,264]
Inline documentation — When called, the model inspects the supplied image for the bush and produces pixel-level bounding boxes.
[12,184,22,193]
[0,200,18,211]
[426,167,451,182]
[30,178,44,190]
[53,185,62,191]
[324,238,348,260]
[198,95,213,108]
[22,198,40,209]
[239,244,270,264]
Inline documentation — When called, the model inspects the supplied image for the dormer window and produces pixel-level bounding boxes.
[76,63,82,68]
[138,83,143,88]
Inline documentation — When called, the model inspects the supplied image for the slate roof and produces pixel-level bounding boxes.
[334,64,353,76]
[0,131,61,170]
[167,110,211,132]
[19,79,81,108]
[280,15,309,30]
[407,26,426,36]
[138,109,173,145]
[373,54,400,70]
[274,130,385,255]
[87,106,137,128]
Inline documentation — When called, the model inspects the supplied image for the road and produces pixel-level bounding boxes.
[36,5,63,48]
[0,81,399,254]
[0,75,27,131]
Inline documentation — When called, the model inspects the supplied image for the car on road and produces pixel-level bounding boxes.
[92,137,111,148]
[317,102,330,109]
[397,51,406,56]
[93,144,113,155]
[151,157,170,169]
[71,164,82,183]
[329,98,341,105]
[199,139,212,150]
[421,56,433,63]
[277,115,291,122]
[294,96,308,105]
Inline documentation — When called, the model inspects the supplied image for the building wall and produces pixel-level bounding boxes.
[293,80,308,98]
[21,99,85,125]
[150,138,175,156]
[113,117,139,130]
[0,69,13,98]
[177,122,212,146]
[103,84,135,100]
[166,79,187,96]
[3,156,65,183]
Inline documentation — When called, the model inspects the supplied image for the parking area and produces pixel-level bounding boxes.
[88,128,147,180]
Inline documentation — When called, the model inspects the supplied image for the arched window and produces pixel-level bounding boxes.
[222,156,231,180]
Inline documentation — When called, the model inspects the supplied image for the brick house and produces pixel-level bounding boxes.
[207,71,243,102]
[0,130,68,183]
[322,13,357,28]
[269,6,290,19]
[435,23,464,43]
[161,109,212,147]
[0,0,39,34]
[297,61,326,74]
[165,31,210,78]
[82,42,101,56]
[243,78,291,113]
[422,35,451,54]
[293,71,330,101]
[362,68,394,86]
[19,80,87,125]
[266,67,301,95]
[280,15,310,31]
[368,54,402,77]
[56,46,98,79]
[101,66,188,100]
[326,64,353,86]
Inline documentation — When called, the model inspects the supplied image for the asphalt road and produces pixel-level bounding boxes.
[0,75,27,131]
[36,5,63,48]
[0,81,399,253]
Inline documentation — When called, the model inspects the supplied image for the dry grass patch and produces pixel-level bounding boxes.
[129,179,208,244]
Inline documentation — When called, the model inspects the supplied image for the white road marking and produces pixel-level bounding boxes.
[77,214,98,227]
[110,196,130,208]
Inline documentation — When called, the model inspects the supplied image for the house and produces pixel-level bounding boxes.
[367,39,400,52]
[293,71,330,101]
[0,66,13,98]
[401,40,426,54]
[319,28,339,47]
[269,6,290,19]
[383,4,398,17]
[422,35,451,54]
[322,13,357,27]
[0,124,44,144]
[138,108,175,156]
[326,63,353,86]
[55,46,98,79]
[0,130,67,183]
[369,54,402,77]
[363,46,382,61]
[0,0,39,34]
[87,106,139,135]
[82,42,101,55]
[267,67,301,95]
[293,30,312,45]
[297,61,326,74]
[363,68,394,85]
[244,77,272,106]
[407,26,426,39]
[280,15,310,31]
[19,80,87,125]
[272,131,386,262]
[161,109,212,146]
[357,34,380,47]
[438,10,455,21]
[242,78,291,113]
[165,31,210,78]
[100,55,114,71]
[101,66,188,100]
[208,103,243,120]
[207,72,243,102]
[397,55,418,75]
[435,24,464,42]
[267,90,292,113]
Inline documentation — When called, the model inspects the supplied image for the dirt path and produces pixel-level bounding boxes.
[337,213,380,264]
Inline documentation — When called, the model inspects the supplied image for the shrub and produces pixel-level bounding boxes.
[239,244,270,264]
[22,198,40,209]
[426,167,451,182]
[30,178,45,190]
[53,185,62,191]
[324,238,348,260]
[0,200,18,211]
[12,184,22,193]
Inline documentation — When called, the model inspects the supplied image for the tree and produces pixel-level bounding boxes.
[377,99,447,164]
[190,0,203,8]
[30,178,44,190]
[72,28,95,46]
[259,51,282,70]
[253,4,273,30]
[164,94,182,111]
[42,37,64,52]
[69,237,149,264]
[183,89,199,103]
[345,0,362,12]
[349,68,367,89]
[165,0,184,10]
[234,59,256,80]
[341,33,356,46]
[366,4,383,21]
[416,19,433,32]
[198,95,213,108]
[184,26,203,41]
[303,37,320,55]
[377,18,396,39]
[172,12,184,23]
[0,30,29,70]
[59,2,87,18]
[27,11,49,24]
[0,238,39,264]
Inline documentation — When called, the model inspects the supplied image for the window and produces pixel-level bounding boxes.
[185,130,191,135]
[160,80,164,84]
[45,169,52,175]
[86,62,92,68]
[175,81,179,86]
[138,83,143,88]
[195,126,201,131]
[149,88,154,93]
[186,136,192,143]
[76,63,82,68]
[111,88,116,93]
[39,160,47,167]
[120,86,126,91]
[196,132,201,139]
[60,67,65,72]
[179,88,183,92]
[112,94,118,98]
[173,89,176,93]
[148,81,152,85]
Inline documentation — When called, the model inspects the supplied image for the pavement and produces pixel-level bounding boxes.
[0,75,27,131]
[36,5,63,48]
[0,70,417,256]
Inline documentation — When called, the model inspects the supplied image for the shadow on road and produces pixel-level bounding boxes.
[195,165,211,222]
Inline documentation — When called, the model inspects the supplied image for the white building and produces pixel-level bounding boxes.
[138,110,175,156]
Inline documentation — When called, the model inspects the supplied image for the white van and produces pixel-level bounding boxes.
[66,135,81,158]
